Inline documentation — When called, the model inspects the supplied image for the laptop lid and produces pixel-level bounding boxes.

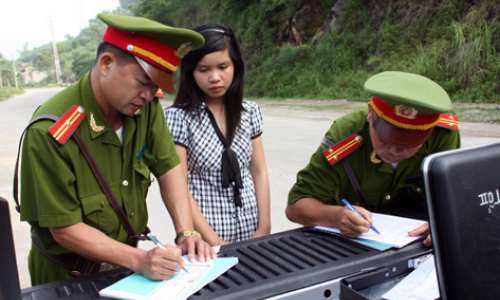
[0,197,22,300]
[422,142,500,300]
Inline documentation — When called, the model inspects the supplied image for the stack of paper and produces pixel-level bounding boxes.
[99,256,238,300]
[382,255,440,300]
[313,213,427,251]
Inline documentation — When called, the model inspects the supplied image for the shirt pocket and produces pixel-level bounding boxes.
[134,161,152,192]
[81,192,120,236]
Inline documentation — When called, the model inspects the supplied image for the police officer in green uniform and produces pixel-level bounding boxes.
[286,71,460,247]
[18,14,216,286]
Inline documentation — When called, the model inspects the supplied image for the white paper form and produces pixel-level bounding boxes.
[314,213,427,249]
[359,213,427,247]
[146,260,212,300]
[382,255,440,300]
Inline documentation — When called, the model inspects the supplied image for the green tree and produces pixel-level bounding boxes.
[72,50,95,79]
[120,0,140,9]
[0,53,14,88]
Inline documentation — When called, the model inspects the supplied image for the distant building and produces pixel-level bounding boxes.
[20,64,49,84]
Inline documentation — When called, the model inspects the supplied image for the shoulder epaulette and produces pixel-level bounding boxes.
[436,114,459,130]
[48,106,86,145]
[155,88,164,98]
[323,134,363,166]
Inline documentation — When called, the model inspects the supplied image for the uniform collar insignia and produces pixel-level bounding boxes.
[89,112,105,133]
[370,150,382,164]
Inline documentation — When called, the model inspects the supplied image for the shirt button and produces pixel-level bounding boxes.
[130,212,135,218]
[101,201,105,207]
[416,187,422,193]
[232,214,237,218]
[122,180,129,187]
[385,195,391,201]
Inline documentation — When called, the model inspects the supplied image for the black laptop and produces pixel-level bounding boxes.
[422,141,500,300]
[0,197,22,300]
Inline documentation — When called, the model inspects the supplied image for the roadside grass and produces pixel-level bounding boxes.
[263,103,354,111]
[455,106,500,124]
[259,100,500,125]
[0,87,24,101]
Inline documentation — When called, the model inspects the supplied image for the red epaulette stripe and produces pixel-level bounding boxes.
[436,114,459,130]
[48,106,86,145]
[323,135,363,166]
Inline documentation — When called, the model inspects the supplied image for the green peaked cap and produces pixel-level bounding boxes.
[97,13,205,50]
[364,71,451,115]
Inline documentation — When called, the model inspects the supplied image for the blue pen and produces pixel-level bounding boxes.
[341,199,380,235]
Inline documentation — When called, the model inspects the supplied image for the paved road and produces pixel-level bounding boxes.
[2,88,500,288]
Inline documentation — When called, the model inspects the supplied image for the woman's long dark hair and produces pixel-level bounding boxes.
[173,23,245,145]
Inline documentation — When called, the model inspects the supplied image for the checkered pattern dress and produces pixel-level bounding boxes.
[165,100,263,242]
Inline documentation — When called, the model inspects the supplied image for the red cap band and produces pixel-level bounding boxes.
[102,26,180,73]
[370,97,440,131]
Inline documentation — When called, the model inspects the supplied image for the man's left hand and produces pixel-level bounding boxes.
[408,222,432,247]
[177,235,217,263]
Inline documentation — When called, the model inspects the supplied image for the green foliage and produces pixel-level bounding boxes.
[119,0,140,9]
[15,0,500,103]
[0,53,15,87]
[15,6,119,85]
[0,87,24,101]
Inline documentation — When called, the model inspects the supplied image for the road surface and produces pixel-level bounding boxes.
[2,87,500,288]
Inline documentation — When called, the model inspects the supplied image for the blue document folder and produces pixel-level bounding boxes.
[99,256,238,300]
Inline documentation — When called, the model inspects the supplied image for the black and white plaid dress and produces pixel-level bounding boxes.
[165,100,263,242]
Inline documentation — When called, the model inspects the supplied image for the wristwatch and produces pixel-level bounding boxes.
[175,230,202,244]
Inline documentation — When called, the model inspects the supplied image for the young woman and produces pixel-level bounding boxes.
[165,23,271,245]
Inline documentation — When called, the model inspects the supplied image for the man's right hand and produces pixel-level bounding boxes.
[138,245,185,281]
[337,205,372,238]
[50,223,186,281]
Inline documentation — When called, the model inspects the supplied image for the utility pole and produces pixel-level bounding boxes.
[49,16,62,85]
[12,53,18,88]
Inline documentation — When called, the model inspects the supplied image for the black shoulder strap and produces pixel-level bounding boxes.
[13,115,57,213]
[321,137,372,211]
[14,115,147,243]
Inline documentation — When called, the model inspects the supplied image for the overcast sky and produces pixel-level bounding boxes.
[0,0,120,60]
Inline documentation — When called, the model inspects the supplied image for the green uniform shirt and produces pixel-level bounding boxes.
[19,72,180,285]
[288,107,461,210]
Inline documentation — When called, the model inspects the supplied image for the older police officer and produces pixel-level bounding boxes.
[286,71,460,246]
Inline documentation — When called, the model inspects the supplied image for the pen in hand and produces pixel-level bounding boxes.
[341,199,381,235]
[147,233,189,273]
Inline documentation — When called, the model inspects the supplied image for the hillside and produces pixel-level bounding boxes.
[7,0,499,104]
[133,0,500,103]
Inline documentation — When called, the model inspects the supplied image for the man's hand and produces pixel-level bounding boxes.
[176,235,216,263]
[50,223,186,281]
[337,205,372,238]
[408,222,432,247]
[138,245,185,280]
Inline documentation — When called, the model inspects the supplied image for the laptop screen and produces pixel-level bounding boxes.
[422,142,500,300]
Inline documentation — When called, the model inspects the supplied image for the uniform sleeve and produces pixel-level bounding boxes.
[287,143,343,205]
[164,107,190,148]
[427,127,461,154]
[145,101,180,178]
[20,124,83,228]
[249,101,263,139]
